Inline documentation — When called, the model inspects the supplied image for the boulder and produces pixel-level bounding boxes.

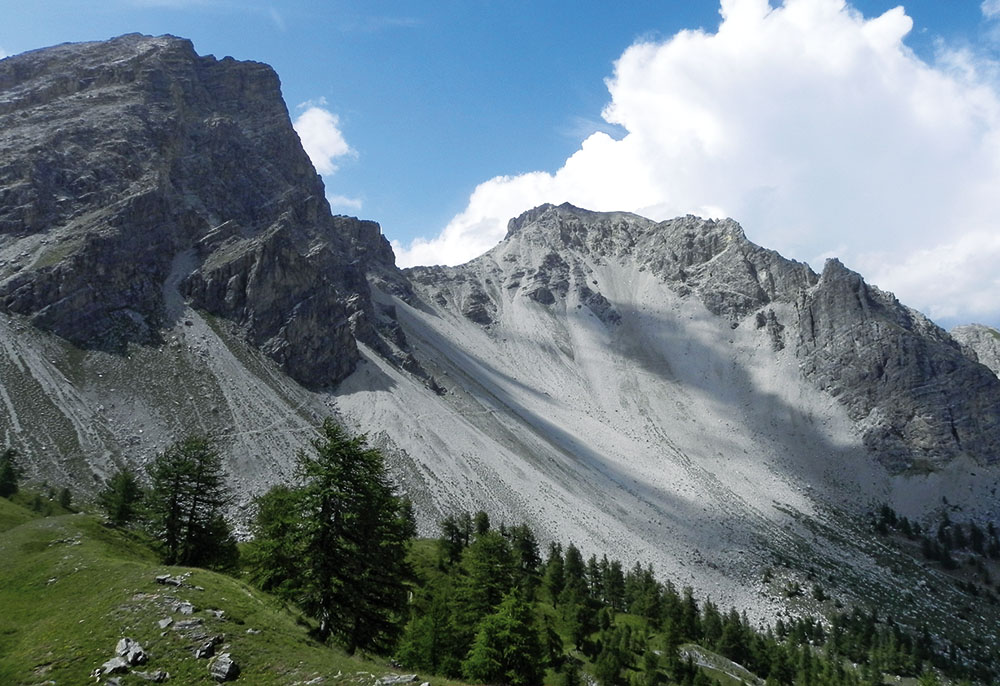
[115,637,148,665]
[209,653,240,682]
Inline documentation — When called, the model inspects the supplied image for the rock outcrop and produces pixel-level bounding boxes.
[0,33,403,388]
[952,323,1000,378]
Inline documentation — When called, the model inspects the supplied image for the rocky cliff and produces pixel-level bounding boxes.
[0,33,404,389]
[952,323,1000,378]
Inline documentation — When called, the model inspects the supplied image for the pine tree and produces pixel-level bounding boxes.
[98,464,144,526]
[243,485,305,598]
[457,530,515,630]
[545,542,566,603]
[296,420,415,654]
[462,590,545,686]
[145,436,235,568]
[510,523,541,590]
[0,447,22,498]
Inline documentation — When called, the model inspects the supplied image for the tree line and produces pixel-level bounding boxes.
[5,429,999,684]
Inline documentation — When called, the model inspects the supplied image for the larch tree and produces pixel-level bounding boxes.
[296,419,415,654]
[145,436,236,569]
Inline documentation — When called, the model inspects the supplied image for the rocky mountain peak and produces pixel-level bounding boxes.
[411,203,1000,473]
[0,34,409,388]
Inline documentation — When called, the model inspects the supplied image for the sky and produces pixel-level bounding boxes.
[3,1,1000,329]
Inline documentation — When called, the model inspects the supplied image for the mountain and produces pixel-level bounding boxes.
[2,34,1000,625]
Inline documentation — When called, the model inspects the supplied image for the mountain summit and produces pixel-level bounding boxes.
[0,33,405,388]
[2,35,1000,620]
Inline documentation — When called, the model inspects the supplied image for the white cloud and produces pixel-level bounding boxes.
[292,105,355,175]
[983,0,1000,20]
[396,0,1000,326]
[327,194,363,211]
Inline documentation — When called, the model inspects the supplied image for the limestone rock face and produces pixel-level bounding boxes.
[0,34,400,387]
[793,261,1000,470]
[414,203,1000,472]
[952,324,1000,378]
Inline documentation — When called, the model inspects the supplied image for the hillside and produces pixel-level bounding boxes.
[2,497,999,684]
[0,499,416,685]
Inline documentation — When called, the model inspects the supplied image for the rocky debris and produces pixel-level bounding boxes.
[92,637,148,678]
[154,574,183,587]
[115,636,149,665]
[173,618,204,631]
[375,675,418,686]
[194,640,216,659]
[157,617,173,629]
[209,652,240,681]
[175,600,194,615]
[96,656,130,676]
[134,670,171,682]
[952,323,1000,378]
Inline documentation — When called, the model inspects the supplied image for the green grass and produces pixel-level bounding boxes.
[0,509,433,685]
[0,498,38,533]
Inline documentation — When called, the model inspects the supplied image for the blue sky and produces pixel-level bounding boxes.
[3,1,1000,328]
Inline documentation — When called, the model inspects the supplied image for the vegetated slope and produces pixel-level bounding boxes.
[0,505,415,685]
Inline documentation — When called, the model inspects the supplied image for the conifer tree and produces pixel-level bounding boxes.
[145,436,235,568]
[296,420,415,653]
[98,464,144,526]
[0,447,22,498]
[243,485,305,597]
[462,590,545,686]
[545,542,565,602]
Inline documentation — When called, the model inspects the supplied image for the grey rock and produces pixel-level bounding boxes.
[375,675,418,686]
[0,34,410,390]
[173,618,204,631]
[115,637,148,665]
[209,653,240,681]
[157,617,173,629]
[134,670,171,682]
[194,640,216,659]
[99,656,130,674]
[155,574,182,587]
[175,601,194,615]
[414,202,1000,473]
[952,323,1000,378]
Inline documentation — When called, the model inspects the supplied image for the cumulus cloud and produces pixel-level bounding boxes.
[328,194,363,211]
[396,0,1000,327]
[984,0,1000,20]
[292,104,355,175]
